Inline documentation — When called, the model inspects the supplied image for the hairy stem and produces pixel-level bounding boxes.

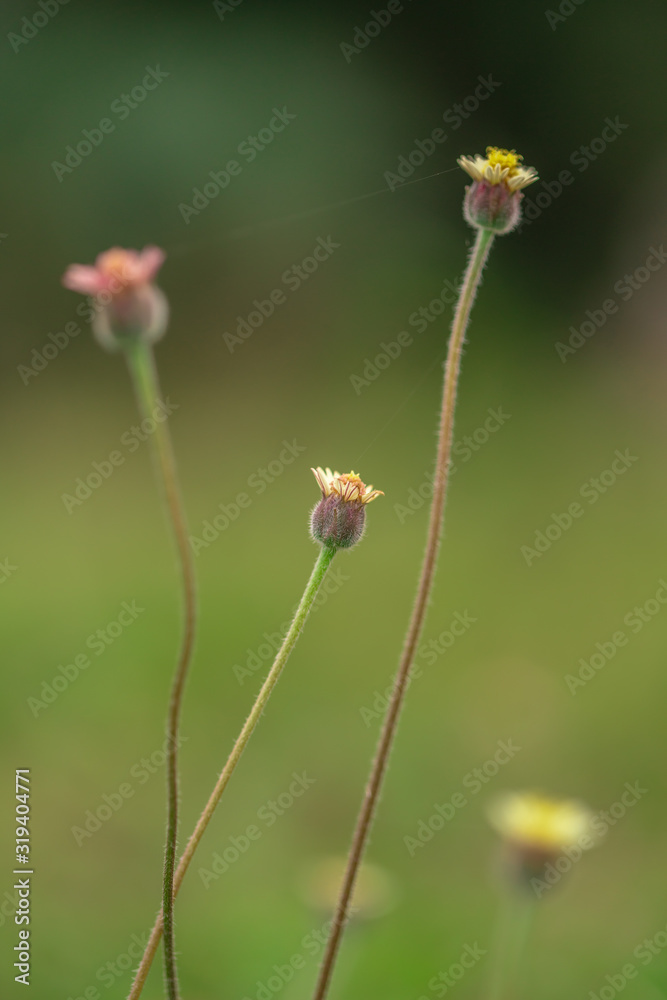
[127,544,336,1000]
[124,341,197,1000]
[311,226,495,1000]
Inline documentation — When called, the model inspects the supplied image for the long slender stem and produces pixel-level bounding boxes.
[124,341,197,1000]
[486,889,535,1000]
[127,544,336,1000]
[311,227,495,1000]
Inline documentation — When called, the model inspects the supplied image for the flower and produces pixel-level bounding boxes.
[458,147,538,193]
[457,147,538,235]
[488,791,597,892]
[311,467,383,505]
[310,468,383,550]
[62,246,165,297]
[62,245,168,350]
[298,856,397,921]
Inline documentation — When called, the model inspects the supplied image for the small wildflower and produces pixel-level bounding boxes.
[298,856,397,921]
[62,245,168,350]
[458,146,538,234]
[488,791,597,890]
[310,468,383,550]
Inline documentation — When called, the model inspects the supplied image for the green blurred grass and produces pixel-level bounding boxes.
[2,1,667,996]
[3,316,667,998]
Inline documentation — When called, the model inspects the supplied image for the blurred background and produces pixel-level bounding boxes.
[2,0,667,997]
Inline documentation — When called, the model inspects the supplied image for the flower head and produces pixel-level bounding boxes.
[62,246,165,297]
[488,791,597,893]
[457,147,538,235]
[458,147,538,193]
[311,467,383,505]
[62,245,168,351]
[310,467,383,550]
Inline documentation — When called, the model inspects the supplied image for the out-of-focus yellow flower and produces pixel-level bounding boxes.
[487,791,598,894]
[487,792,594,852]
[298,856,397,922]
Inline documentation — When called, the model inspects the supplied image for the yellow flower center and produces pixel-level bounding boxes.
[485,147,523,175]
[338,471,363,486]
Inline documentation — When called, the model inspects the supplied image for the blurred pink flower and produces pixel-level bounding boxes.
[62,245,165,298]
[61,245,169,350]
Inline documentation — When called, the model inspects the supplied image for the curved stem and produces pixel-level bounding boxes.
[311,227,495,1000]
[124,341,197,1000]
[127,544,336,1000]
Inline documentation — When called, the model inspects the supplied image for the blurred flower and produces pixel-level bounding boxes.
[310,468,383,550]
[62,245,168,350]
[298,856,397,922]
[458,147,538,234]
[488,791,597,891]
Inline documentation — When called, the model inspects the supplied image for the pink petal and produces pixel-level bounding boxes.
[138,245,166,282]
[61,264,105,295]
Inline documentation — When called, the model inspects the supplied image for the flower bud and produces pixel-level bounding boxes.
[458,147,538,235]
[310,467,383,551]
[62,245,168,351]
[487,791,597,892]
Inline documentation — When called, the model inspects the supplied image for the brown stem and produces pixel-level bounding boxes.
[125,341,197,1000]
[311,226,495,1000]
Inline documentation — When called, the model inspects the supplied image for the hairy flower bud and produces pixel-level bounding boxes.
[458,147,538,235]
[310,467,383,550]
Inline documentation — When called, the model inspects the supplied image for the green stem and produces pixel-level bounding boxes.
[311,227,495,1000]
[126,544,336,1000]
[124,340,197,1000]
[486,889,535,1000]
